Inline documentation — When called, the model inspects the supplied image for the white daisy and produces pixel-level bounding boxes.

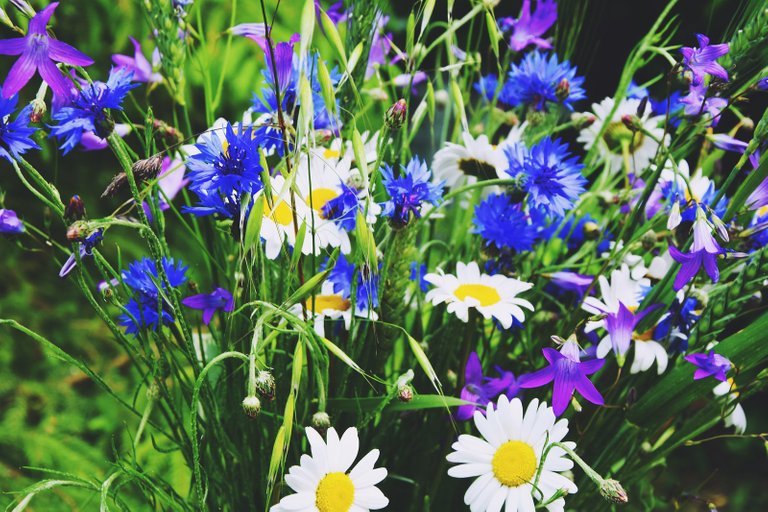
[424,261,534,328]
[713,379,747,434]
[432,132,509,190]
[577,97,667,174]
[290,282,378,337]
[447,395,578,512]
[582,264,650,319]
[271,426,388,512]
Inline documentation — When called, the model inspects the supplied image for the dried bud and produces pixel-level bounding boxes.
[66,221,87,242]
[599,478,628,504]
[255,371,276,401]
[555,78,570,101]
[64,195,86,222]
[152,119,184,146]
[636,96,648,118]
[132,155,164,182]
[397,385,413,402]
[242,396,261,418]
[311,411,331,433]
[29,98,46,123]
[385,99,407,130]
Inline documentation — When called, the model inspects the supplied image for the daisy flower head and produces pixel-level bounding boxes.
[424,261,534,328]
[447,395,577,512]
[258,174,317,260]
[577,97,667,174]
[501,52,586,111]
[432,132,508,190]
[380,156,444,227]
[270,426,388,512]
[505,137,586,217]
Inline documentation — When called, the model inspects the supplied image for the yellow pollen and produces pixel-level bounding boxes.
[454,284,501,307]
[265,198,295,226]
[315,472,355,512]
[627,305,638,313]
[492,440,537,488]
[634,328,655,341]
[306,295,351,313]
[324,148,341,160]
[306,187,339,212]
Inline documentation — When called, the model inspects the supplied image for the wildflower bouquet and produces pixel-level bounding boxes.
[1,0,767,510]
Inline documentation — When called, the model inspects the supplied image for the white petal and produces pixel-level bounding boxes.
[354,486,389,509]
[448,463,491,479]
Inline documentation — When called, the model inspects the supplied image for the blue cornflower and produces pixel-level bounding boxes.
[410,262,429,292]
[473,194,537,252]
[654,295,701,352]
[500,52,585,111]
[326,254,379,313]
[49,67,138,154]
[119,256,188,335]
[322,182,365,231]
[0,95,39,163]
[380,157,443,227]
[505,136,586,217]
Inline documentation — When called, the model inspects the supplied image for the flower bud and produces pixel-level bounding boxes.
[621,114,642,132]
[0,8,13,29]
[599,478,629,504]
[65,195,86,222]
[10,0,35,17]
[385,99,407,130]
[29,98,46,123]
[641,230,657,250]
[94,114,115,139]
[571,112,596,129]
[255,370,276,401]
[583,221,600,240]
[311,411,331,435]
[397,385,413,402]
[242,396,261,418]
[711,214,729,242]
[667,201,682,230]
[636,96,648,118]
[555,78,570,101]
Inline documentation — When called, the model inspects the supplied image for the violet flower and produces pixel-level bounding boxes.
[112,37,162,84]
[456,352,493,421]
[0,2,94,99]
[0,208,24,234]
[680,84,727,126]
[600,303,661,364]
[366,14,392,79]
[549,271,594,298]
[182,287,234,324]
[59,229,103,278]
[79,123,131,151]
[711,133,760,170]
[500,0,557,52]
[681,33,729,86]
[669,207,724,291]
[229,23,268,39]
[746,176,768,211]
[520,338,604,416]
[314,0,346,27]
[684,350,731,382]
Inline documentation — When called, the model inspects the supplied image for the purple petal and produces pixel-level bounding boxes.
[579,358,605,375]
[182,294,211,310]
[202,308,215,325]
[47,39,94,66]
[551,370,576,416]
[693,368,710,380]
[2,52,37,98]
[28,2,59,35]
[702,252,720,283]
[464,352,483,385]
[574,374,604,407]
[58,253,77,278]
[518,366,555,388]
[0,38,26,56]
[38,57,72,99]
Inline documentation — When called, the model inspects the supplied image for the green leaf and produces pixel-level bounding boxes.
[328,394,471,413]
[243,195,266,251]
[316,59,337,118]
[299,0,316,65]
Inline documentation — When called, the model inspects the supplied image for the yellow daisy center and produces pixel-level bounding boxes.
[492,440,537,488]
[306,187,339,212]
[454,284,501,307]
[324,148,341,160]
[306,294,351,313]
[602,121,645,153]
[315,472,355,512]
[265,198,294,226]
[634,328,655,342]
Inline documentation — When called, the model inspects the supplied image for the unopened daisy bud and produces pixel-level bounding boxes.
[242,396,261,418]
[555,78,570,101]
[434,89,450,106]
[667,201,682,230]
[621,114,642,132]
[29,98,46,123]
[599,478,629,504]
[385,99,407,130]
[572,112,596,129]
[64,195,86,222]
[583,221,600,240]
[311,411,331,433]
[397,385,413,402]
[255,370,276,401]
[711,214,729,242]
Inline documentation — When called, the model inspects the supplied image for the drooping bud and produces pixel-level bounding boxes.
[385,99,407,130]
[599,478,629,504]
[555,78,570,101]
[710,214,730,242]
[255,370,276,401]
[667,200,682,230]
[29,98,46,123]
[242,396,261,418]
[65,195,86,222]
[397,385,413,402]
[152,119,184,146]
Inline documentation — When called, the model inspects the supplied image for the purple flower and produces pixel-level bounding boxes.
[59,229,103,278]
[0,2,94,99]
[79,123,131,151]
[229,23,268,39]
[680,33,729,86]
[456,353,526,421]
[112,37,162,84]
[680,84,727,126]
[669,207,723,291]
[143,156,188,220]
[549,271,593,298]
[0,208,24,234]
[314,1,346,27]
[380,156,443,226]
[747,177,768,211]
[758,77,768,90]
[684,350,731,382]
[500,0,557,52]
[520,338,604,416]
[182,287,234,324]
[253,33,300,94]
[711,133,760,170]
[0,94,39,162]
[601,303,661,363]
[366,15,392,79]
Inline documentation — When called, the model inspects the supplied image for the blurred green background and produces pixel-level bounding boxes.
[1,0,766,509]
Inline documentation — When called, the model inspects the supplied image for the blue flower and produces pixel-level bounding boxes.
[499,52,585,111]
[49,67,138,154]
[410,262,429,292]
[321,182,365,231]
[654,296,701,352]
[59,229,104,278]
[681,33,729,86]
[505,137,586,217]
[0,208,24,234]
[119,256,188,335]
[473,194,537,252]
[499,0,557,52]
[380,157,443,226]
[326,254,379,313]
[0,95,39,163]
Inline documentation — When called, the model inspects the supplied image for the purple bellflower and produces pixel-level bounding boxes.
[520,338,604,416]
[229,23,268,39]
[182,287,234,325]
[0,2,94,99]
[112,37,162,84]
[549,271,594,298]
[680,84,727,126]
[746,177,768,211]
[499,0,557,52]
[380,156,444,227]
[684,350,731,382]
[601,303,662,365]
[711,133,760,170]
[0,208,24,234]
[669,207,724,291]
[314,1,346,27]
[681,34,729,86]
[456,352,528,421]
[0,94,39,163]
[59,229,103,278]
[366,14,392,79]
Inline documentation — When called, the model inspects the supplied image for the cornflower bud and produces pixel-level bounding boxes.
[385,99,407,130]
[621,114,642,132]
[64,195,86,223]
[397,385,413,402]
[599,479,629,504]
[555,78,570,101]
[311,411,331,436]
[29,98,46,123]
[242,396,261,418]
[255,370,276,401]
